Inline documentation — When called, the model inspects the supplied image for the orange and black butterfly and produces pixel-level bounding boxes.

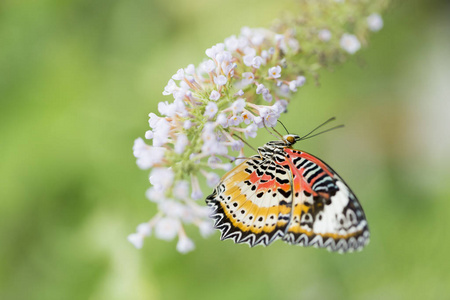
[206,124,369,253]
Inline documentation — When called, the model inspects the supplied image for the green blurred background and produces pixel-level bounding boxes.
[1,0,449,299]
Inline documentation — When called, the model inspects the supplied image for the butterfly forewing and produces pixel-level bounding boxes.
[206,139,370,253]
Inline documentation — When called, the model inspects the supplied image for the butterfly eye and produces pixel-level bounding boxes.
[286,136,295,144]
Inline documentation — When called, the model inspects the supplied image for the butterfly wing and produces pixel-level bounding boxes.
[206,155,293,247]
[281,148,370,252]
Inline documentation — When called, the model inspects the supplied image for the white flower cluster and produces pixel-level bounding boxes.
[129,26,306,252]
[129,7,385,253]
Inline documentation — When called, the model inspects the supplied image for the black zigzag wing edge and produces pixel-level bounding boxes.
[281,188,370,253]
[282,225,370,253]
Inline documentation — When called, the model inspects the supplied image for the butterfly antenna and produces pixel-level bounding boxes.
[298,124,345,141]
[233,134,258,154]
[299,117,336,140]
[262,118,283,140]
[272,127,285,140]
[277,120,290,135]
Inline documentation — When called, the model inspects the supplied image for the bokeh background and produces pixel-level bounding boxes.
[1,0,449,299]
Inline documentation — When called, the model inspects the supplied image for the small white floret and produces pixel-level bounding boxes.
[204,102,218,119]
[209,90,221,101]
[340,33,361,54]
[214,75,227,86]
[127,233,144,249]
[268,65,282,79]
[367,13,383,32]
[136,223,152,236]
[318,29,332,42]
[149,167,174,191]
[155,217,180,241]
[175,133,188,154]
[177,235,195,254]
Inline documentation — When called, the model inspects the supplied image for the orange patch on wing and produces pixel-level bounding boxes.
[285,157,314,196]
[284,148,334,178]
[247,170,291,192]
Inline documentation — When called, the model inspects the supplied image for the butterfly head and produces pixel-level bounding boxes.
[283,134,300,146]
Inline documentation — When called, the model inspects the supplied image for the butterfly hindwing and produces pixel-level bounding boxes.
[206,155,293,247]
[281,148,369,252]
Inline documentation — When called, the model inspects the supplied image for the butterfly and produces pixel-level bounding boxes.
[206,131,369,253]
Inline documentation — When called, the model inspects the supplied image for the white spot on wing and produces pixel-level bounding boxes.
[312,180,350,234]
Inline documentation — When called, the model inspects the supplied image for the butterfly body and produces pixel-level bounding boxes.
[206,135,369,253]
